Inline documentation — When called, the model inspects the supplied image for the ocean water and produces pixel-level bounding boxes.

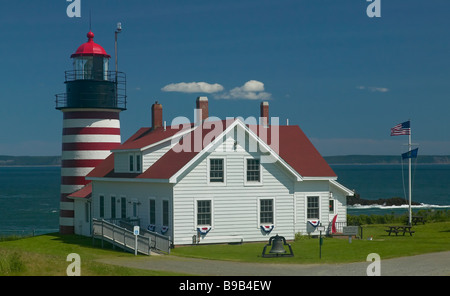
[0,167,60,235]
[0,164,449,234]
[332,164,450,215]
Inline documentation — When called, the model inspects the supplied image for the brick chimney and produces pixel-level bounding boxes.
[152,101,163,129]
[196,96,209,123]
[260,101,269,126]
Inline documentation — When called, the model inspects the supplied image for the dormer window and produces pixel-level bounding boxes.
[129,153,142,173]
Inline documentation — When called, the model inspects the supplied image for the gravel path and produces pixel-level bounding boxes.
[98,251,450,276]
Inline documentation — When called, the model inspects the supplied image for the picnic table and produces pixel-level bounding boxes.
[403,216,426,225]
[412,216,425,225]
[385,225,415,236]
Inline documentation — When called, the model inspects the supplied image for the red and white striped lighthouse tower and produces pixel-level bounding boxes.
[55,31,126,234]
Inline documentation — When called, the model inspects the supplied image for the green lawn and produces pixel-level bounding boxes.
[0,233,188,276]
[1,221,449,275]
[171,221,450,264]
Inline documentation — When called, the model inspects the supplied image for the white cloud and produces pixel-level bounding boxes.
[161,80,273,100]
[369,87,389,93]
[161,82,224,93]
[356,86,389,93]
[215,80,272,100]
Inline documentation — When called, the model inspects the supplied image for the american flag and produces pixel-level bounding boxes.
[390,121,410,136]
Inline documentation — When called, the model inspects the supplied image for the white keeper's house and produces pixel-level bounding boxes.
[70,97,354,245]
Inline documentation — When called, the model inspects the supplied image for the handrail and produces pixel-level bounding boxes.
[112,219,172,254]
[92,218,151,255]
[55,93,127,110]
[55,70,127,110]
[64,70,126,83]
[92,218,172,255]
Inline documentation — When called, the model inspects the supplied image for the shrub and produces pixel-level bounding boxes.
[347,209,450,226]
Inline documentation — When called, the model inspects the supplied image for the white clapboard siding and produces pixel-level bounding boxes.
[89,125,350,244]
[114,153,129,173]
[142,141,174,171]
[92,181,174,236]
[172,134,297,245]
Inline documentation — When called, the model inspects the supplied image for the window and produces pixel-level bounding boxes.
[197,200,211,226]
[110,196,116,219]
[132,201,138,218]
[85,203,90,223]
[121,197,127,219]
[329,199,335,213]
[162,200,169,226]
[246,158,260,182]
[209,158,224,183]
[129,153,142,173]
[307,196,320,219]
[260,199,273,224]
[149,199,156,225]
[99,195,104,218]
[129,154,134,171]
[136,154,141,172]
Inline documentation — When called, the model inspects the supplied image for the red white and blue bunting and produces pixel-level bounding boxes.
[260,224,274,233]
[308,220,320,228]
[147,224,156,232]
[161,226,169,234]
[197,226,212,235]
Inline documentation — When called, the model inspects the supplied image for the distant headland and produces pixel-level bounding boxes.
[0,155,61,166]
[1,154,450,166]
[347,194,421,207]
[324,155,450,165]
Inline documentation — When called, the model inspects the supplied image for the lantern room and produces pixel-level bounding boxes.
[71,31,110,80]
[55,31,126,110]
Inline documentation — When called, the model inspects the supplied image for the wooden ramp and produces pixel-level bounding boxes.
[92,219,153,255]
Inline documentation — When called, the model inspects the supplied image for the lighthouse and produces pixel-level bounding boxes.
[55,30,126,235]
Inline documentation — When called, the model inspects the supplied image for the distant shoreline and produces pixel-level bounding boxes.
[324,155,450,165]
[1,154,450,166]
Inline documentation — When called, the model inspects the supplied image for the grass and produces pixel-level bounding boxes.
[0,233,189,276]
[0,221,449,275]
[171,221,450,264]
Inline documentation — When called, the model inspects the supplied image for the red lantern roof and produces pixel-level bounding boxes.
[70,31,111,58]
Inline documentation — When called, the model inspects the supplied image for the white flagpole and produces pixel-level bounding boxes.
[408,122,412,226]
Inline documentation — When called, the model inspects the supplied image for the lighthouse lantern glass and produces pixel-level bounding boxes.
[73,56,109,81]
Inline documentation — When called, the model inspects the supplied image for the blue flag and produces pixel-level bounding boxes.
[402,148,418,159]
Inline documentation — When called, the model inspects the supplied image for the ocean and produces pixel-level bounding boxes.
[333,164,450,215]
[0,164,449,235]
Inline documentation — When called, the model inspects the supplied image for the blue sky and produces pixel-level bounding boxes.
[0,0,449,156]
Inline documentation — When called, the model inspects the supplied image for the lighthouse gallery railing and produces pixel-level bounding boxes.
[55,70,127,110]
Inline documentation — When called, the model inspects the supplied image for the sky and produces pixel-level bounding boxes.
[0,0,449,156]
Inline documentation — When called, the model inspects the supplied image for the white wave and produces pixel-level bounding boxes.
[348,203,450,210]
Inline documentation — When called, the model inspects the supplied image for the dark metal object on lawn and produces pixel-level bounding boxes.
[262,234,294,257]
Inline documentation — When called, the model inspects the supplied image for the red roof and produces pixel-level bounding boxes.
[67,182,92,199]
[87,119,336,181]
[71,31,111,58]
